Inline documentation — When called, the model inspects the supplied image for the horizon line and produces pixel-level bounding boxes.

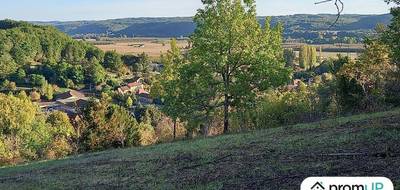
[9,12,389,23]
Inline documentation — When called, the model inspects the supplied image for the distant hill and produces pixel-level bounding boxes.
[34,14,392,43]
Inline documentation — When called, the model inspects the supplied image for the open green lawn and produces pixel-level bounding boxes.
[1,109,400,189]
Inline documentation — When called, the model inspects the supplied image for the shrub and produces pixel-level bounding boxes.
[138,123,157,146]
[79,96,142,150]
[28,74,46,87]
[43,137,73,160]
[254,87,316,128]
[30,91,41,102]
[40,81,54,100]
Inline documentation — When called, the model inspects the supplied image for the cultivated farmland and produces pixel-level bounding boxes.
[93,38,362,59]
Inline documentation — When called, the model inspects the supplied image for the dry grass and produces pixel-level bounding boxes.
[96,39,362,60]
[95,39,188,58]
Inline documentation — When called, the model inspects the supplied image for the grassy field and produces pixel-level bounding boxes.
[92,38,362,59]
[1,109,399,189]
[94,38,188,58]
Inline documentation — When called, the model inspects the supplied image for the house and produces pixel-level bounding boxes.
[117,77,146,95]
[55,90,90,113]
[137,88,149,95]
[55,90,87,105]
[127,82,143,91]
[311,182,325,190]
[118,86,131,94]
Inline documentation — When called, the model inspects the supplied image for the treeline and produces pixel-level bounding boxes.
[0,92,161,165]
[0,19,107,90]
[40,14,392,44]
[0,92,75,164]
[0,20,162,165]
[0,19,153,95]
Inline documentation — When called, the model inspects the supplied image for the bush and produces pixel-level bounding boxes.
[79,96,142,150]
[40,81,54,100]
[30,91,41,102]
[28,74,46,87]
[43,137,73,160]
[254,85,320,128]
[138,123,157,146]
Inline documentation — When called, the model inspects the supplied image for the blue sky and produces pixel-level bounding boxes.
[0,0,393,21]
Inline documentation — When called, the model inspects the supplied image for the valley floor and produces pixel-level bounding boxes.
[0,109,400,189]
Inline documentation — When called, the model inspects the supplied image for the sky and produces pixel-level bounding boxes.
[0,0,394,21]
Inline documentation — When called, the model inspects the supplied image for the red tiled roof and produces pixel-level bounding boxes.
[137,88,149,95]
[127,82,142,88]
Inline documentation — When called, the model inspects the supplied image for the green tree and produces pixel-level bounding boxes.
[0,53,18,79]
[28,74,46,87]
[85,46,105,62]
[310,46,318,68]
[283,48,296,67]
[79,94,142,150]
[299,45,317,69]
[152,39,185,139]
[67,65,85,85]
[103,51,123,71]
[62,41,86,64]
[189,0,290,133]
[44,111,75,159]
[40,81,54,100]
[0,93,52,165]
[299,45,309,69]
[136,52,151,73]
[125,96,134,108]
[338,40,392,110]
[1,80,17,91]
[85,58,106,85]
[12,68,26,83]
[384,2,400,64]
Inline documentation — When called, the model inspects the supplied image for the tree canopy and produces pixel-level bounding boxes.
[186,0,290,133]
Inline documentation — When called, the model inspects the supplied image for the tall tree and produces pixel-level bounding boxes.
[283,48,296,67]
[152,39,185,139]
[338,40,392,108]
[310,46,318,68]
[190,0,290,133]
[299,45,317,69]
[136,52,151,73]
[383,1,400,65]
[103,51,123,71]
[299,45,309,69]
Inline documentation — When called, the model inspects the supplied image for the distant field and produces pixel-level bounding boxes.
[319,52,360,59]
[93,38,188,58]
[93,38,363,59]
[284,43,363,59]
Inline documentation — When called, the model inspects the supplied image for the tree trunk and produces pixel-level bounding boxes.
[173,119,177,140]
[223,93,230,133]
[223,70,230,134]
